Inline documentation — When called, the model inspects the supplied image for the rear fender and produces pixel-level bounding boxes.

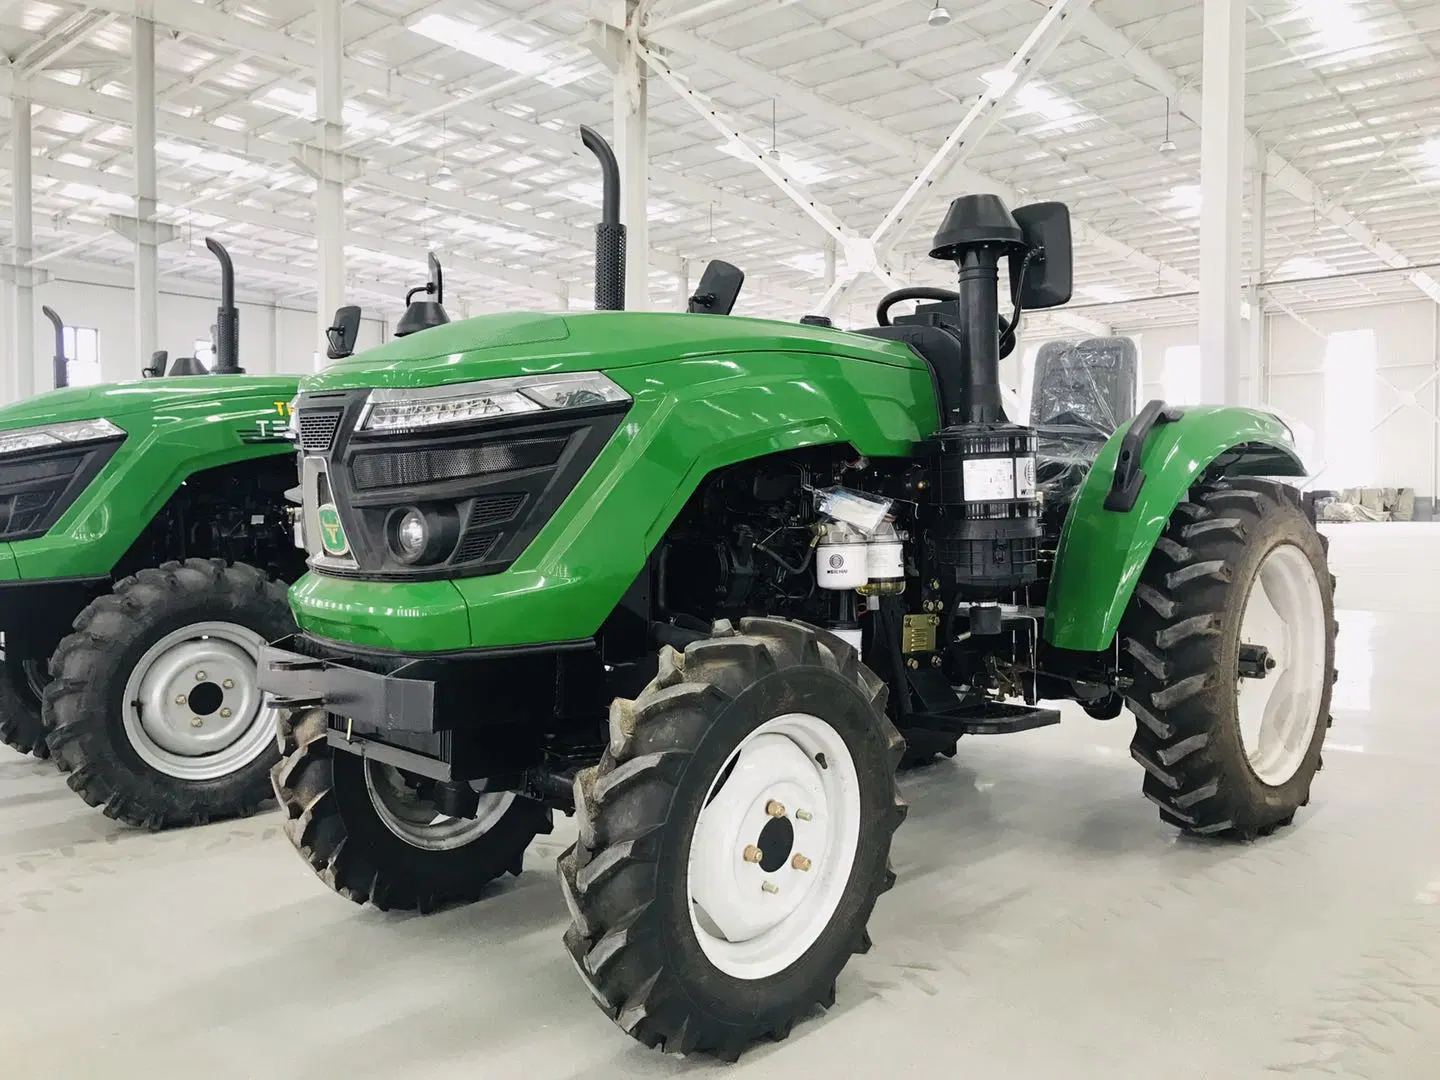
[1043,404,1305,652]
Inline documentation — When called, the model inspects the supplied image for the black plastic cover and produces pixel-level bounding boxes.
[930,194,1025,261]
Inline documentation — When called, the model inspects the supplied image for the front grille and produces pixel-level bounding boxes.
[299,409,342,452]
[351,437,568,490]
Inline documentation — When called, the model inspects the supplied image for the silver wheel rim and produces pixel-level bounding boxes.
[364,760,515,851]
[121,621,276,781]
[685,712,862,981]
[1236,543,1327,786]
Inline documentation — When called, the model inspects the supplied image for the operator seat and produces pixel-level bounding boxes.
[1029,336,1138,431]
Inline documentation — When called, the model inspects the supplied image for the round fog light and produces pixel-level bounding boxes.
[395,509,428,562]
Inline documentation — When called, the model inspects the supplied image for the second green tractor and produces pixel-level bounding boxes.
[262,127,1335,1058]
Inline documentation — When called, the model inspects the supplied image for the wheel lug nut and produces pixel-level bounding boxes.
[791,854,812,872]
[191,717,203,728]
[195,671,207,681]
[220,707,232,719]
[760,881,779,894]
[795,809,813,822]
[765,800,786,818]
[743,844,763,864]
[175,694,187,705]
[222,678,234,689]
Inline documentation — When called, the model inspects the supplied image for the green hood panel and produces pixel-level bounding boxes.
[302,310,925,393]
[0,376,300,582]
[0,375,301,431]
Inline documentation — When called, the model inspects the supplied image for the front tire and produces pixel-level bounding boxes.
[44,559,294,828]
[272,709,553,912]
[0,637,51,759]
[560,618,906,1059]
[1121,480,1335,839]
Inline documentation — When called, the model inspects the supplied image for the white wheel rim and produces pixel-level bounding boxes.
[364,760,515,851]
[686,712,861,981]
[1236,543,1327,786]
[121,621,276,781]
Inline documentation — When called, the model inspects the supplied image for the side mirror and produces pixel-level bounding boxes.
[1011,202,1073,310]
[687,259,745,315]
[143,350,168,378]
[326,305,362,359]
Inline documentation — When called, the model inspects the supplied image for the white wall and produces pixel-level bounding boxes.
[13,273,388,399]
[1115,300,1439,497]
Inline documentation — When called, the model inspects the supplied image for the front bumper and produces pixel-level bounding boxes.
[259,633,590,781]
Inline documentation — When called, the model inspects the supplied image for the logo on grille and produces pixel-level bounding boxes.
[316,502,349,556]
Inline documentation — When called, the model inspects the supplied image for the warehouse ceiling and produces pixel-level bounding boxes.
[0,0,1438,335]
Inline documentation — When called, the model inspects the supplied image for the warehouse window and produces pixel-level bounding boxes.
[1322,328,1377,488]
[194,336,215,369]
[62,327,101,386]
[1162,344,1202,405]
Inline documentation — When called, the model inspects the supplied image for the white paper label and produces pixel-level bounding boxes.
[1015,456,1037,498]
[962,457,1016,501]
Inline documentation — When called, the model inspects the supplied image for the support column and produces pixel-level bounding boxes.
[315,0,347,358]
[614,1,649,310]
[133,16,160,368]
[1198,0,1247,404]
[8,93,37,400]
[1246,166,1267,406]
[678,258,690,311]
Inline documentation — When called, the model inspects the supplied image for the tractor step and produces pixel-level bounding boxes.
[907,701,1062,736]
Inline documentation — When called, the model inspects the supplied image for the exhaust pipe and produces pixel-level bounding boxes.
[205,237,243,373]
[41,306,67,389]
[579,125,625,311]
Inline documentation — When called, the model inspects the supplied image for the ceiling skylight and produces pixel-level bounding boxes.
[1275,256,1335,279]
[1294,0,1372,53]
[981,70,1089,127]
[256,88,387,136]
[409,14,586,88]
[1167,183,1203,217]
[715,139,832,186]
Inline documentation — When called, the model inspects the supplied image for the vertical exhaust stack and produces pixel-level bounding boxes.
[579,125,625,311]
[41,306,67,389]
[205,237,243,373]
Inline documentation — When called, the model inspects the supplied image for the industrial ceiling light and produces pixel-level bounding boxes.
[1158,98,1177,154]
[928,2,952,27]
[767,99,781,159]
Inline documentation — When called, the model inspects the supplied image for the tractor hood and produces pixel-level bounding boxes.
[301,310,923,394]
[0,375,301,432]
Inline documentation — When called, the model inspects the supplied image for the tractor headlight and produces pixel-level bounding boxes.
[0,418,124,457]
[359,373,630,434]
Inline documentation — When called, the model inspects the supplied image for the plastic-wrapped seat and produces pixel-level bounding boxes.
[1029,337,1139,535]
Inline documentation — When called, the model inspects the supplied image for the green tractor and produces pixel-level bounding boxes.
[0,238,309,829]
[262,127,1334,1058]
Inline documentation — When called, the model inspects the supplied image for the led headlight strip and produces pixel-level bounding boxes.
[358,372,629,434]
[0,418,125,457]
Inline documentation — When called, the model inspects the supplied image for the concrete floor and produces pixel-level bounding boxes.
[2,524,1438,1079]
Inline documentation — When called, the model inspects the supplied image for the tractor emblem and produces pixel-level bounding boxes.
[316,503,349,557]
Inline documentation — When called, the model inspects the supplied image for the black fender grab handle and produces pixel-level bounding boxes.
[1103,398,1184,512]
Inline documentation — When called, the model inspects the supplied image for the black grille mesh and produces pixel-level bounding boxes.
[467,493,526,528]
[298,409,342,452]
[351,437,567,490]
[454,530,499,563]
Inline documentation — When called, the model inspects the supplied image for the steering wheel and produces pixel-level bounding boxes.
[875,286,1016,357]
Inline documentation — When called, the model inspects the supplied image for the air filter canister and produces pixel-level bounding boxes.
[933,422,1041,592]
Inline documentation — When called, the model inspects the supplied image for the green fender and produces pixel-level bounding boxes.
[1043,404,1306,653]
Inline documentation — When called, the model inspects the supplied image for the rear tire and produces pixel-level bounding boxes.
[560,618,906,1059]
[1120,480,1335,839]
[44,559,293,829]
[0,638,50,759]
[272,709,553,912]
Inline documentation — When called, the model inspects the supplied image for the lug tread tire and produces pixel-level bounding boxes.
[0,647,49,759]
[271,708,553,913]
[1120,480,1335,840]
[560,617,905,1059]
[42,559,292,829]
